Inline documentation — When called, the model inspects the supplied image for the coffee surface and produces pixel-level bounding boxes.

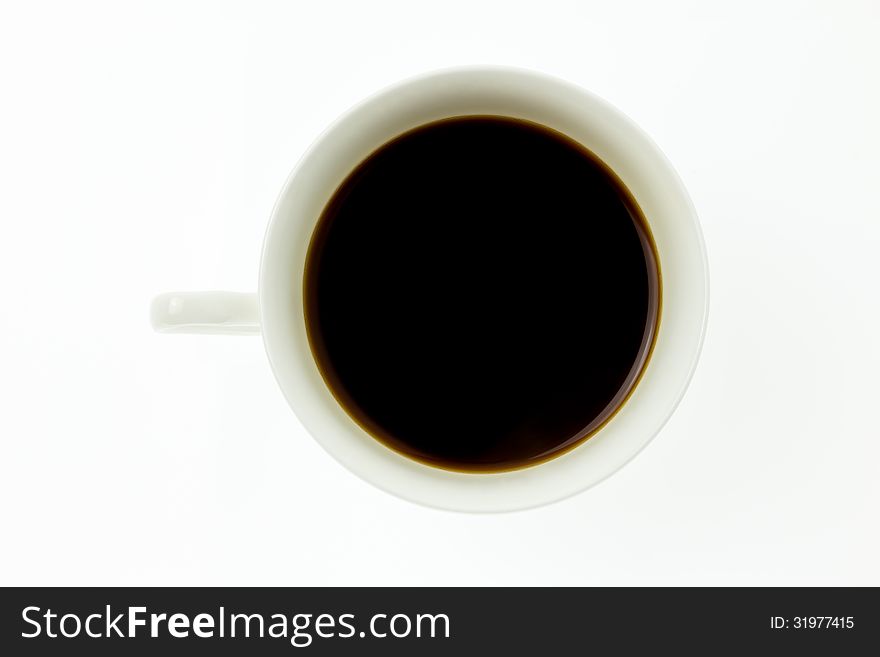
[304,116,660,472]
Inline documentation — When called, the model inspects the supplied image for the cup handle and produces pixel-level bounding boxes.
[150,291,260,335]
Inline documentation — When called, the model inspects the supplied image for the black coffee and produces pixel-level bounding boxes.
[304,116,660,472]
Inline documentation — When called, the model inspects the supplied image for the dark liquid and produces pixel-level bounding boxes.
[304,116,660,472]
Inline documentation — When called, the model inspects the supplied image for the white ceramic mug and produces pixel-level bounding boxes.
[151,67,709,512]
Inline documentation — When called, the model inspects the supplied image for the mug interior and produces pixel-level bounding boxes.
[259,67,708,512]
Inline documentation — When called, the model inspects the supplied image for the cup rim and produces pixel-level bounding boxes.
[258,66,709,513]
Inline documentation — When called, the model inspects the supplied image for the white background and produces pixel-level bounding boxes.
[1,0,878,586]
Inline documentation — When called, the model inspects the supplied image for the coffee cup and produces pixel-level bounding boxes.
[152,67,708,512]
